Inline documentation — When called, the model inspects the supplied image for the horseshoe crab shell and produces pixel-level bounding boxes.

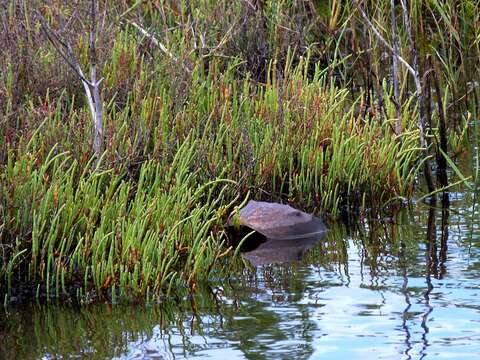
[227,200,328,265]
[231,200,326,240]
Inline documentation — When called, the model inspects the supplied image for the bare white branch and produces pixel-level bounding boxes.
[127,20,191,73]
[37,1,104,162]
[352,0,434,191]
[351,0,416,77]
[89,0,103,159]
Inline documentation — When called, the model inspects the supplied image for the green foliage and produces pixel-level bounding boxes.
[0,56,425,302]
[1,135,238,301]
[0,0,477,302]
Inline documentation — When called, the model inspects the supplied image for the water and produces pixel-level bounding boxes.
[1,192,480,359]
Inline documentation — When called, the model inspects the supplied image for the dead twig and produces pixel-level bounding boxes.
[127,20,192,73]
[36,0,104,163]
[352,0,435,192]
[390,0,401,133]
[89,0,103,161]
[352,0,415,76]
[398,0,434,192]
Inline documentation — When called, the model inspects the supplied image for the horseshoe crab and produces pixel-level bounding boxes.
[228,200,327,265]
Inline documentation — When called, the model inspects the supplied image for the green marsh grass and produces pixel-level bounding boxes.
[0,57,427,302]
[1,0,478,303]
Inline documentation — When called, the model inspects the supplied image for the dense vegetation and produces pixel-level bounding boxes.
[0,0,478,303]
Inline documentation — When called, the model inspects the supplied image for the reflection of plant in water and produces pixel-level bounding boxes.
[1,283,318,360]
[1,302,189,359]
[4,193,480,359]
[234,214,424,292]
[226,193,463,301]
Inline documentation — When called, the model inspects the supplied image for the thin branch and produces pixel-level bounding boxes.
[36,11,93,87]
[398,0,422,95]
[36,2,104,162]
[431,59,449,188]
[352,0,416,77]
[353,0,435,192]
[37,12,95,117]
[127,20,191,73]
[398,0,435,192]
[202,21,237,58]
[390,0,401,133]
[89,0,103,159]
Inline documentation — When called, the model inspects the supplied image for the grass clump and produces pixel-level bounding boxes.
[0,58,425,303]
[1,136,236,302]
[0,0,478,303]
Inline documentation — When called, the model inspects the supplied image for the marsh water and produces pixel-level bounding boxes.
[1,189,480,359]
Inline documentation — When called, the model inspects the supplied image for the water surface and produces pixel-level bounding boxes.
[1,192,480,359]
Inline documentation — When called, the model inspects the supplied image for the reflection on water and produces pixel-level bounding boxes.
[1,191,480,359]
[242,233,327,266]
